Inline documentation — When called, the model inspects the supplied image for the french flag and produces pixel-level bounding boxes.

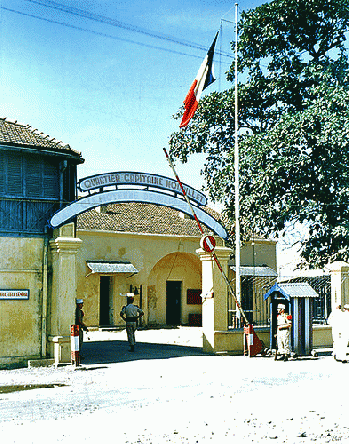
[180,32,219,128]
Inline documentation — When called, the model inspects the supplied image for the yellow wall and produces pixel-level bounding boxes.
[148,252,202,325]
[238,238,277,269]
[0,230,334,367]
[76,230,203,327]
[76,230,278,329]
[0,237,44,367]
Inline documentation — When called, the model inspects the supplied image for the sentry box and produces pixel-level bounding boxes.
[264,283,318,356]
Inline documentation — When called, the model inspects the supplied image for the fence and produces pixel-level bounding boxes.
[228,273,332,329]
[228,275,277,328]
[280,275,331,324]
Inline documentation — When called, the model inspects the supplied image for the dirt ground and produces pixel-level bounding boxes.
[0,327,349,444]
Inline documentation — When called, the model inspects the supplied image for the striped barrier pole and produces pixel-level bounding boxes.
[164,147,268,357]
[71,324,80,366]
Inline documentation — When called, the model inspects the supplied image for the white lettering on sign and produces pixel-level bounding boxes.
[78,172,207,206]
[0,290,30,300]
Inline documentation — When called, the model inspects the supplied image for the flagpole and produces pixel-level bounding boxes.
[234,3,241,326]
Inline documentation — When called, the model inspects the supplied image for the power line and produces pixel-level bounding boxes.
[26,0,206,51]
[24,0,233,59]
[1,6,204,59]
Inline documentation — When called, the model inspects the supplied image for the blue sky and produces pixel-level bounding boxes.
[0,0,265,192]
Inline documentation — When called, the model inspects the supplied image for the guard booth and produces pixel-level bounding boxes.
[264,283,318,356]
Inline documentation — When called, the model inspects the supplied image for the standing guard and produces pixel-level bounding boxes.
[75,299,88,358]
[120,294,144,352]
[276,303,292,361]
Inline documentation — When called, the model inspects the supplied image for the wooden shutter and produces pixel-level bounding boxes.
[7,153,23,196]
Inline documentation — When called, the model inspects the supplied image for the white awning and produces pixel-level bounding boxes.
[87,261,138,275]
[230,266,277,277]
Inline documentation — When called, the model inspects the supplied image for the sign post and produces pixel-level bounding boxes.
[70,324,80,366]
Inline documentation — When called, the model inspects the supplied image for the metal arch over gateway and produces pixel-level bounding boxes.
[50,189,228,239]
[78,171,208,206]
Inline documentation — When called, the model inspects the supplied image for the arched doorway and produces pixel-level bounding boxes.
[148,252,202,326]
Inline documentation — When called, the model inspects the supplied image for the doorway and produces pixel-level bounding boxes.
[100,276,111,326]
[166,281,182,325]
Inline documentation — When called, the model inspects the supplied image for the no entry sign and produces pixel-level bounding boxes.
[200,235,216,253]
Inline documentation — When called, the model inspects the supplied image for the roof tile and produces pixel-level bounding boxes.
[77,202,223,237]
[0,118,82,157]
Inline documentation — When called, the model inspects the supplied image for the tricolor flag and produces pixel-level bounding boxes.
[180,32,219,128]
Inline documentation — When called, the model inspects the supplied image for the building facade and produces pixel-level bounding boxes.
[0,119,83,368]
[75,203,278,330]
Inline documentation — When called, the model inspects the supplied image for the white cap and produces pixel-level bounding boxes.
[76,299,84,304]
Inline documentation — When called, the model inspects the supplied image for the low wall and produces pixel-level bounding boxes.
[312,325,333,349]
[213,325,333,355]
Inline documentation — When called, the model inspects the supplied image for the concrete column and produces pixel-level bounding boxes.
[49,223,82,362]
[197,246,233,353]
[328,261,349,310]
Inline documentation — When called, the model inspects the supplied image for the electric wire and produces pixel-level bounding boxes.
[23,0,233,59]
[1,6,205,59]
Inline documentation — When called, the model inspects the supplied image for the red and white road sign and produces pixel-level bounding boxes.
[200,235,216,253]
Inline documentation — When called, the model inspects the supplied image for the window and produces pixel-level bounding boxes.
[0,150,61,235]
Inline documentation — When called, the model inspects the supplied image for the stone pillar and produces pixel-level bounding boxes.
[328,261,349,311]
[49,223,82,362]
[197,246,233,353]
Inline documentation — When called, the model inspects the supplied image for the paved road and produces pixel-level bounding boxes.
[0,328,348,444]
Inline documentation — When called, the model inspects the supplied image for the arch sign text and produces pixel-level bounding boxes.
[79,171,207,206]
[50,171,228,239]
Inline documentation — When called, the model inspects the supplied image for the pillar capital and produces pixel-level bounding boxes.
[328,261,349,310]
[327,261,349,273]
[49,236,82,254]
[196,246,233,262]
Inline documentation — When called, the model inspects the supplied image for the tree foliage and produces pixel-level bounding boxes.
[169,0,349,268]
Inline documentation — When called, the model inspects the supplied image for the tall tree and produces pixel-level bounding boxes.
[169,0,349,268]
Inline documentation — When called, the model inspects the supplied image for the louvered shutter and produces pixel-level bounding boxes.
[7,153,23,196]
[25,155,42,198]
[0,151,5,195]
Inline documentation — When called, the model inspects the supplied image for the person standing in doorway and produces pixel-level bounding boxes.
[75,299,88,357]
[120,294,144,352]
[276,303,292,361]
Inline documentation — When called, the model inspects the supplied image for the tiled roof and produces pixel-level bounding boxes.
[0,118,82,159]
[77,202,225,237]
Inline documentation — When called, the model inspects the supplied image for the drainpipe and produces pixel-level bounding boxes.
[41,233,49,358]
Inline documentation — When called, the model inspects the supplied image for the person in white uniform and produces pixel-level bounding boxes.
[327,305,343,361]
[120,294,144,352]
[276,303,292,361]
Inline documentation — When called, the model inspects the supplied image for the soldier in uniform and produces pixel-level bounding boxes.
[276,303,292,361]
[120,294,144,352]
[75,299,88,357]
